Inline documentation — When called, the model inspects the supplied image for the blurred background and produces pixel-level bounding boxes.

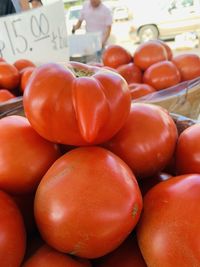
[42,0,200,58]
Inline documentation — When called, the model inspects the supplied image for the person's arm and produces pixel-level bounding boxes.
[102,25,112,48]
[72,19,83,34]
[19,0,30,10]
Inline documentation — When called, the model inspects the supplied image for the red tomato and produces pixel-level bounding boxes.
[172,53,200,81]
[143,61,181,90]
[137,174,200,267]
[20,66,35,93]
[129,83,156,100]
[0,89,15,102]
[23,62,131,146]
[22,244,92,267]
[0,190,26,267]
[102,45,132,69]
[156,40,173,60]
[117,62,143,84]
[175,123,200,174]
[34,146,143,259]
[0,62,20,90]
[133,41,168,70]
[14,59,36,72]
[94,233,147,267]
[104,103,178,179]
[0,115,61,194]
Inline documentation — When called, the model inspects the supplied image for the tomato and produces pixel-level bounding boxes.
[94,232,147,267]
[129,83,156,100]
[102,45,132,69]
[0,115,61,194]
[0,89,15,102]
[22,244,92,267]
[34,146,142,259]
[23,62,131,146]
[20,66,35,93]
[172,53,200,81]
[133,41,168,70]
[156,40,173,60]
[0,190,26,267]
[13,59,36,72]
[175,123,200,174]
[104,103,178,179]
[143,61,181,90]
[0,62,20,90]
[117,62,143,84]
[137,174,200,267]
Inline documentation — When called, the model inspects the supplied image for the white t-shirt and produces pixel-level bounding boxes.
[79,1,112,35]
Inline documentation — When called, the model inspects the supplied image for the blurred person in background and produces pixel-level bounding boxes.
[29,0,42,8]
[72,0,112,61]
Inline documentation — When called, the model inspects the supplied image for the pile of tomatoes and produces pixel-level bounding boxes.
[0,58,36,103]
[101,40,200,100]
[0,40,200,267]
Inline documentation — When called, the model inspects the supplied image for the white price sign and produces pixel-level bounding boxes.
[0,1,69,63]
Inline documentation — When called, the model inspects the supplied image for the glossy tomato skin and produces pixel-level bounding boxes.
[22,244,92,267]
[133,41,168,70]
[102,45,132,69]
[143,60,181,90]
[20,66,35,93]
[34,146,143,259]
[14,59,36,72]
[129,83,156,100]
[23,62,131,146]
[0,190,26,267]
[137,174,200,267]
[156,40,173,60]
[172,53,200,81]
[0,62,20,90]
[0,115,61,194]
[94,233,147,267]
[175,123,200,174]
[104,103,178,179]
[0,89,15,102]
[117,62,142,84]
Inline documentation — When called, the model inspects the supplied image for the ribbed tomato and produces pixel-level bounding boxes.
[23,62,131,146]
